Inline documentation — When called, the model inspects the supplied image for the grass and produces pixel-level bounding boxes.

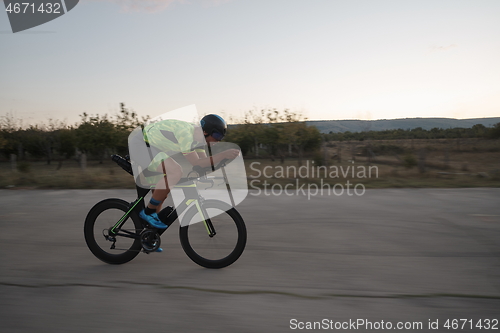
[0,159,134,189]
[246,137,500,189]
[1,138,499,189]
[245,159,500,189]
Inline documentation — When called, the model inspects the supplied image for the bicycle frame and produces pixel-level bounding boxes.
[108,178,215,241]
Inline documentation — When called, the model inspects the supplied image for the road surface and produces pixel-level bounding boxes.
[1,188,499,332]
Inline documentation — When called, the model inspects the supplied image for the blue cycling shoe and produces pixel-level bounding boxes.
[155,248,163,253]
[139,210,168,229]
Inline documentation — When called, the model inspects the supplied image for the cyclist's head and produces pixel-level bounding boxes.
[200,114,227,141]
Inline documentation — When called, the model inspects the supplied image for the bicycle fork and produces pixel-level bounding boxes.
[187,199,216,238]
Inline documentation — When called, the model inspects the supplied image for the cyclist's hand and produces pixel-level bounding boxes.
[222,149,240,160]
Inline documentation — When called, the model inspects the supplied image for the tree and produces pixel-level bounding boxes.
[0,132,6,151]
[225,123,259,156]
[55,128,76,159]
[20,119,74,164]
[489,122,500,139]
[113,103,148,156]
[76,113,117,163]
[244,109,267,156]
[0,112,23,158]
[226,108,321,163]
[22,126,54,163]
[288,122,322,165]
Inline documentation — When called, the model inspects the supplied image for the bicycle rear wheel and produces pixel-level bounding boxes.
[179,200,246,269]
[84,198,143,264]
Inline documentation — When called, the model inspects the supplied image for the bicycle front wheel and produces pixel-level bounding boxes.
[84,198,143,264]
[179,200,247,269]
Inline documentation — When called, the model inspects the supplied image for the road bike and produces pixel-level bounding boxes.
[84,154,247,269]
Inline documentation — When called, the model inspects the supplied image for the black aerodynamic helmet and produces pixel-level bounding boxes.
[200,114,227,141]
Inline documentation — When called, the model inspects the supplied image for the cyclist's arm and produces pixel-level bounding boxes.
[184,149,239,168]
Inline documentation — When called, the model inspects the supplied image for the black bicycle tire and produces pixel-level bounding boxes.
[179,200,246,269]
[84,198,143,265]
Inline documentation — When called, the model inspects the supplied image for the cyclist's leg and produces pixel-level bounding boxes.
[139,158,182,230]
[149,157,183,212]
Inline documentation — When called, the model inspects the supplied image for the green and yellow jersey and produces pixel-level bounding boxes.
[143,119,205,171]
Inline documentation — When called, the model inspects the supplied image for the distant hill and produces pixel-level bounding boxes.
[307,117,500,133]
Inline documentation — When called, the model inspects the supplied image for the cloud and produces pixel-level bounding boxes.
[87,0,231,13]
[429,44,458,52]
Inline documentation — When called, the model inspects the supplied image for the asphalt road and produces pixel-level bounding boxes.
[1,188,499,332]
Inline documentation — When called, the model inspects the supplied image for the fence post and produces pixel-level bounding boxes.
[444,148,450,169]
[80,153,87,171]
[10,154,17,172]
[418,148,427,173]
[337,143,342,162]
[322,138,328,167]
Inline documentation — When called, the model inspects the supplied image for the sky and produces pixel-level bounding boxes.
[1,0,499,126]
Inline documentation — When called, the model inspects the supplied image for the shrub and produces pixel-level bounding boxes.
[403,154,417,169]
[17,161,31,173]
[312,151,324,166]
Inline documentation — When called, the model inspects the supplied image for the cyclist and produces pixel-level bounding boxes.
[138,114,240,234]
